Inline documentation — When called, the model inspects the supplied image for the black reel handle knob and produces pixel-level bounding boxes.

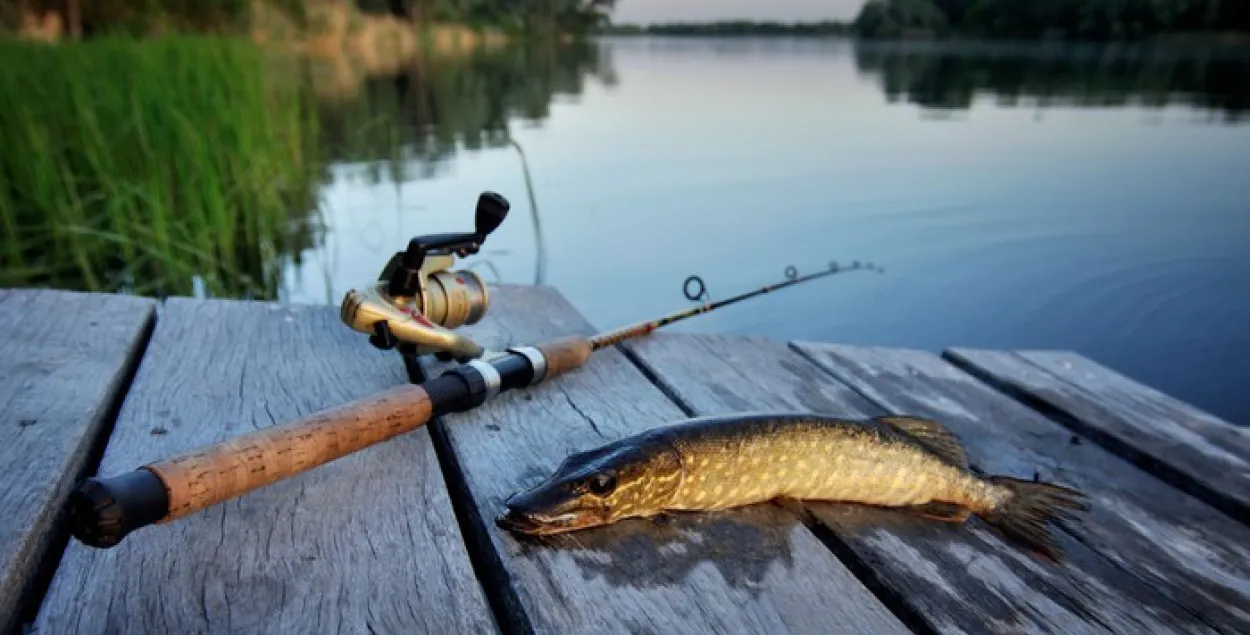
[476,192,510,240]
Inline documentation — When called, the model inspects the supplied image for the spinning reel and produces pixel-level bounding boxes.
[340,191,509,379]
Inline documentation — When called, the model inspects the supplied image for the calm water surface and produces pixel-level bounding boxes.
[285,37,1250,426]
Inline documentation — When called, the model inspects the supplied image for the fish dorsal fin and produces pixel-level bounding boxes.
[876,416,969,468]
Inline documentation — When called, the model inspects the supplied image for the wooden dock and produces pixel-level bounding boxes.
[2,284,1248,635]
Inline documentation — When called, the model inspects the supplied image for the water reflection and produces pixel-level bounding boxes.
[852,39,1250,121]
[0,37,610,300]
[313,38,616,186]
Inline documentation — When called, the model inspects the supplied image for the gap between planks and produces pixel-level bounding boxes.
[17,314,155,633]
[0,291,156,635]
[942,348,1250,528]
[427,406,539,635]
[388,358,533,635]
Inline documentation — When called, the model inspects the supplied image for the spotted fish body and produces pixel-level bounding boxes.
[499,413,1087,560]
[658,415,1003,513]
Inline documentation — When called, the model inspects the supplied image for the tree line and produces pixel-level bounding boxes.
[1,0,304,36]
[598,21,853,36]
[354,0,615,33]
[1,0,617,38]
[853,0,1250,41]
[10,0,1247,42]
[596,0,1250,42]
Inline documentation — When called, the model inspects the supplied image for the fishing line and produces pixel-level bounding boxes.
[465,259,504,283]
[508,137,547,286]
[870,261,884,341]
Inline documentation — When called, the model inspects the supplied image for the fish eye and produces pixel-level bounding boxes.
[587,473,617,495]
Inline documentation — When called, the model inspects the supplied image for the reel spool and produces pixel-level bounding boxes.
[340,191,510,381]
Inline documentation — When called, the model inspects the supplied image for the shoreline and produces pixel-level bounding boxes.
[591,30,1250,55]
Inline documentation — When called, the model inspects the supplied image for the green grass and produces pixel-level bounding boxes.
[0,36,321,299]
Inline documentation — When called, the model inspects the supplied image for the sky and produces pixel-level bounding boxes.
[610,0,867,23]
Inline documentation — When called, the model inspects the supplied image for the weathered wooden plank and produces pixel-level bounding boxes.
[944,348,1250,524]
[420,285,914,635]
[623,332,1228,635]
[1016,351,1248,435]
[0,289,155,635]
[792,342,1250,635]
[33,297,497,635]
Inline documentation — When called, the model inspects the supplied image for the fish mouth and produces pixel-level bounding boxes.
[495,507,605,535]
[495,490,608,535]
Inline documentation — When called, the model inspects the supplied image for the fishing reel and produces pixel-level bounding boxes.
[340,191,509,374]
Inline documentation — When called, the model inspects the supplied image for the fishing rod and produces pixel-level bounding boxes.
[65,259,882,549]
[592,260,882,350]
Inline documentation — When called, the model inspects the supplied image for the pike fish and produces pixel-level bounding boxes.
[496,412,1088,560]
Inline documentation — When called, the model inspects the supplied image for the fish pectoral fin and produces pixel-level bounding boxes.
[894,501,971,523]
[875,415,969,468]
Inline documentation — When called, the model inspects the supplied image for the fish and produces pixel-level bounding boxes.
[496,412,1088,560]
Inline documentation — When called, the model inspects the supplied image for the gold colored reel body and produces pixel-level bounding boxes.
[340,280,486,361]
[339,190,510,363]
[423,268,489,329]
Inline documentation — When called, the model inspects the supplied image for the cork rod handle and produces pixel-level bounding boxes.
[151,383,434,521]
[535,336,593,380]
[68,383,434,548]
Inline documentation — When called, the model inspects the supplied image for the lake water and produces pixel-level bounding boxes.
[284,36,1250,426]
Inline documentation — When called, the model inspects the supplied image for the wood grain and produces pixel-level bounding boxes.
[623,332,1229,635]
[793,341,1250,635]
[944,348,1250,523]
[421,285,913,635]
[33,297,496,635]
[0,289,155,635]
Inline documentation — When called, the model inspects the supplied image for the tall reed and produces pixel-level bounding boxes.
[0,36,320,299]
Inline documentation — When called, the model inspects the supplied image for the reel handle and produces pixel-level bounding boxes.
[474,191,509,240]
[388,192,510,297]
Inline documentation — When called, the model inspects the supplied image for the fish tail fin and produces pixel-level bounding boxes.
[979,476,1088,562]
